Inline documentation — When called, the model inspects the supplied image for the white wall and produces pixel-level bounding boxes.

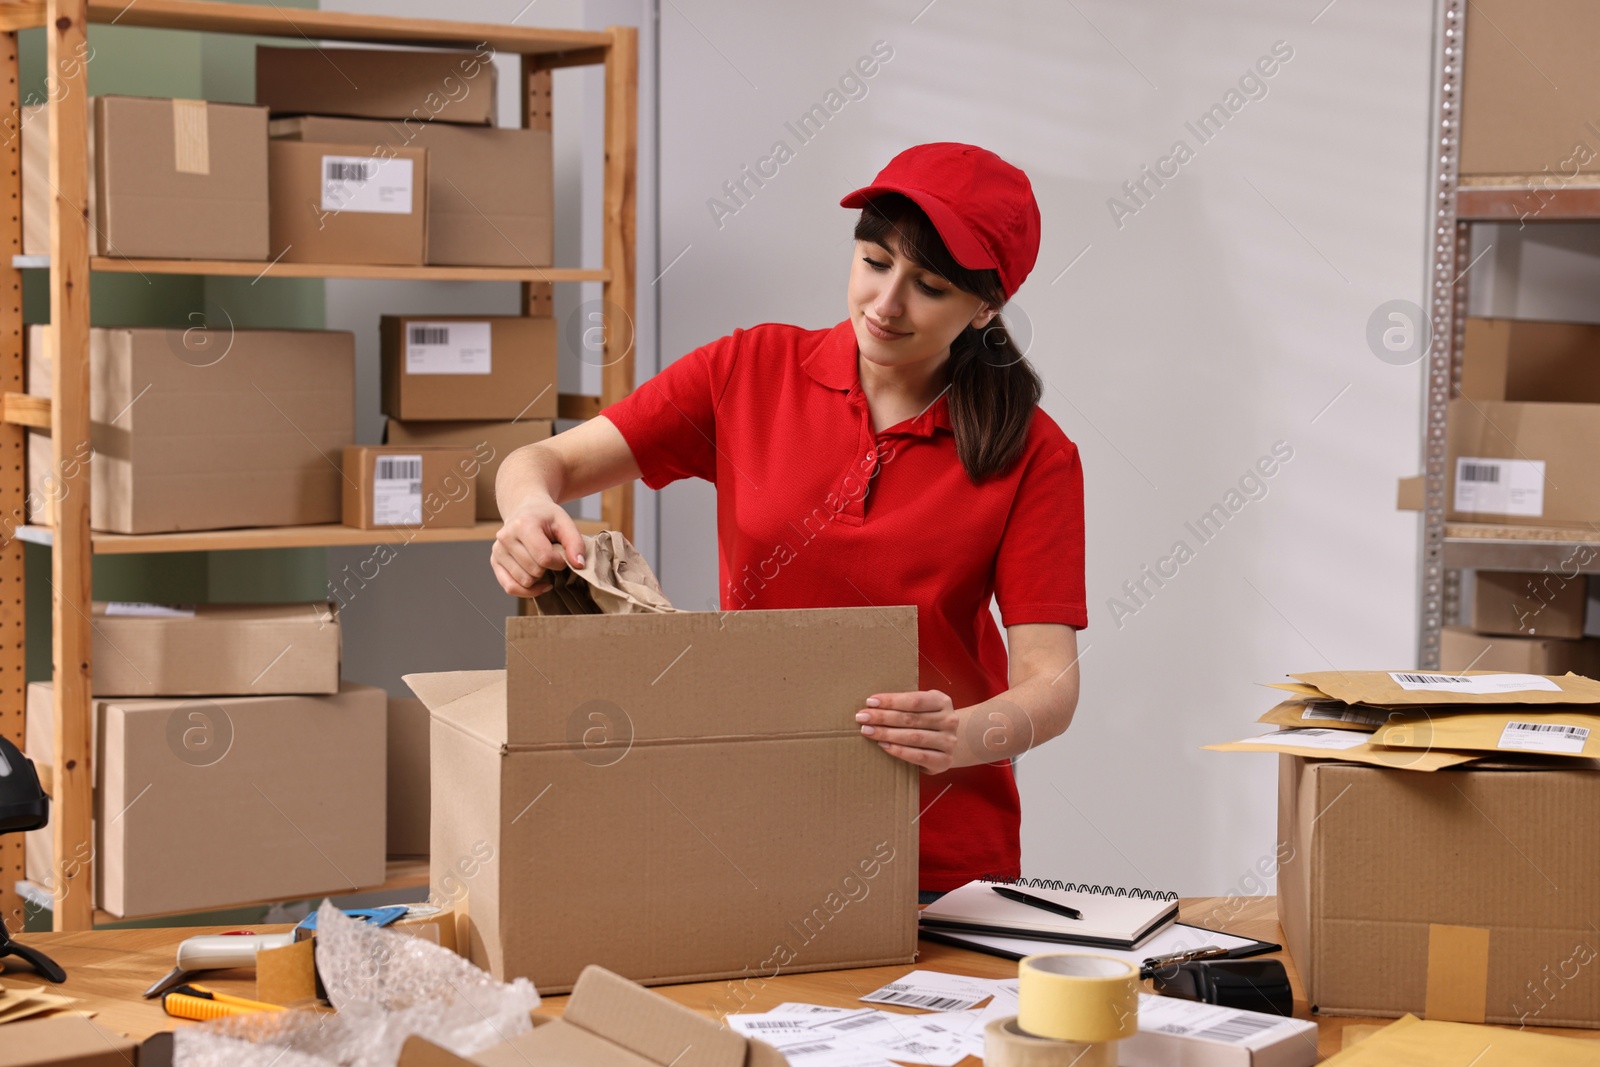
[655,0,1433,894]
[315,0,659,693]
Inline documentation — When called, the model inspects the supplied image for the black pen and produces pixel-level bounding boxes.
[992,885,1083,920]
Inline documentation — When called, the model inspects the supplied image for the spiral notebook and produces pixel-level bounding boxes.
[918,877,1180,950]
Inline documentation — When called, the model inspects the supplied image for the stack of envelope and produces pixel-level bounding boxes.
[1206,670,1600,771]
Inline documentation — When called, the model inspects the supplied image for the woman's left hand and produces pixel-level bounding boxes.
[857,690,959,774]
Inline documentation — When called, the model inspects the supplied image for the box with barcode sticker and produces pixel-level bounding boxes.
[1122,993,1317,1066]
[269,139,427,265]
[1447,397,1600,527]
[380,315,557,421]
[341,445,479,529]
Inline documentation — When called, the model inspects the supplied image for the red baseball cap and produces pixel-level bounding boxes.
[840,142,1041,299]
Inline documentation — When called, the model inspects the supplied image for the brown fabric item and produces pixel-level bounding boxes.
[531,531,676,616]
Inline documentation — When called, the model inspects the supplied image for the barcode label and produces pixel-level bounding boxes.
[372,453,424,526]
[320,155,415,214]
[1189,1012,1282,1043]
[858,987,967,1011]
[1454,456,1544,517]
[1390,671,1561,694]
[1236,727,1372,751]
[376,457,421,481]
[1394,673,1471,685]
[404,319,493,375]
[832,1012,886,1029]
[1500,720,1590,754]
[324,159,374,182]
[776,1044,829,1056]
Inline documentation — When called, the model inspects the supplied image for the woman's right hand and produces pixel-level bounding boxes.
[491,499,588,598]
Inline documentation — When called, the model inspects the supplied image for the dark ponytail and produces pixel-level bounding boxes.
[853,194,1042,482]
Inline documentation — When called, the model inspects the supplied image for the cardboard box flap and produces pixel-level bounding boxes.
[562,965,752,1067]
[503,607,916,743]
[404,669,508,746]
[1292,670,1600,707]
[91,600,336,623]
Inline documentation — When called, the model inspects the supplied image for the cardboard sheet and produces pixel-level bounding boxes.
[1319,1013,1598,1065]
[1206,728,1482,771]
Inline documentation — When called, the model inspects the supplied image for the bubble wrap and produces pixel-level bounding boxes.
[173,901,540,1067]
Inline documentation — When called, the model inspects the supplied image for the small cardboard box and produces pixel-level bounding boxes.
[22,96,270,260]
[269,140,427,265]
[405,607,920,992]
[256,45,497,126]
[25,680,386,917]
[380,316,558,421]
[1446,398,1600,527]
[1278,754,1600,1027]
[0,1016,140,1067]
[1462,318,1600,404]
[388,695,431,857]
[385,418,553,521]
[270,116,551,267]
[25,324,355,533]
[341,445,478,529]
[1441,625,1600,676]
[1472,569,1588,639]
[1461,0,1600,176]
[90,600,341,696]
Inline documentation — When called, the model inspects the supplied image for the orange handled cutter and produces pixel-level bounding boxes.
[162,983,285,1022]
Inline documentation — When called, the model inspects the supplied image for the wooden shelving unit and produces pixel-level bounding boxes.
[0,0,637,931]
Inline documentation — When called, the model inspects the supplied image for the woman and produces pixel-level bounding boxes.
[490,143,1086,899]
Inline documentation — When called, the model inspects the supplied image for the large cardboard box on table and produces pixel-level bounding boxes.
[269,140,427,265]
[1446,398,1600,527]
[256,45,497,126]
[405,607,921,993]
[1440,625,1600,676]
[380,316,558,421]
[385,417,553,521]
[22,96,269,260]
[1461,0,1600,176]
[24,681,386,917]
[270,116,551,267]
[25,324,354,533]
[1278,754,1600,1027]
[89,600,341,696]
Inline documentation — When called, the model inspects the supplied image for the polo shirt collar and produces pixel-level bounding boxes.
[803,319,952,435]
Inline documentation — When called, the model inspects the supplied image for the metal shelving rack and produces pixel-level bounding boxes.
[1416,0,1600,668]
[0,0,637,931]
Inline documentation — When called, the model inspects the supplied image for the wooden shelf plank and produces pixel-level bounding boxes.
[0,0,614,56]
[1443,521,1600,573]
[16,518,608,555]
[557,392,603,420]
[1456,181,1600,222]
[2,392,50,428]
[64,257,607,284]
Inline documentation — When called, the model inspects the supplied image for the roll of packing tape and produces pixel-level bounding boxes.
[1017,952,1140,1043]
[984,1017,1117,1067]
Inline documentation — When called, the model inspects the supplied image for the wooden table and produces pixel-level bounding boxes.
[7,897,1597,1062]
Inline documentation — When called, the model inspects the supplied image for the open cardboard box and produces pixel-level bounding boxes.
[406,607,920,993]
[396,965,787,1067]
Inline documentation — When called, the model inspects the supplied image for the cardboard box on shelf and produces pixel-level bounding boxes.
[270,116,551,267]
[0,1016,140,1067]
[1441,625,1600,676]
[341,445,479,530]
[388,696,431,858]
[1396,474,1422,512]
[256,45,497,126]
[1277,754,1600,1027]
[24,680,386,918]
[405,607,920,993]
[1471,569,1588,639]
[1446,398,1600,527]
[25,324,355,533]
[1461,0,1600,176]
[1461,318,1600,404]
[269,140,427,266]
[89,600,341,697]
[380,316,558,421]
[22,96,270,260]
[384,418,553,521]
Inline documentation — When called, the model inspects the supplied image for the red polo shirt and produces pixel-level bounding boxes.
[601,319,1087,891]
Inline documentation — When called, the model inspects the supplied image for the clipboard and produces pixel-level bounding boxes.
[918,920,1281,966]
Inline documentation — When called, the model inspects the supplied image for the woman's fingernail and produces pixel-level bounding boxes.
[855,711,870,722]
[574,554,585,565]
[861,725,875,736]
[866,697,881,707]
